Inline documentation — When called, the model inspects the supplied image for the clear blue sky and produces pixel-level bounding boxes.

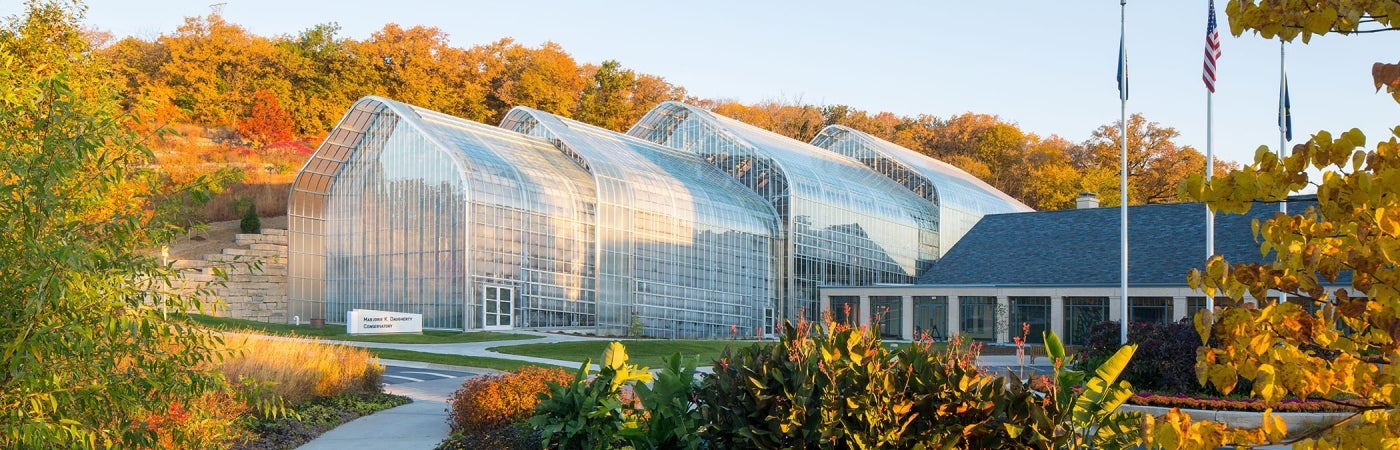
[8,0,1399,167]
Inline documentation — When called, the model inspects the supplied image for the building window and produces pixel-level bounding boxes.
[1285,296,1320,314]
[1129,297,1173,325]
[829,296,859,326]
[1185,296,1235,320]
[1064,296,1109,346]
[870,296,903,339]
[913,296,947,341]
[1008,296,1050,344]
[960,296,997,341]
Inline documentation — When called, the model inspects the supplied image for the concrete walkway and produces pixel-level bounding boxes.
[293,333,1046,449]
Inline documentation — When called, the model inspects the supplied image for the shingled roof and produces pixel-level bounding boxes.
[917,197,1323,287]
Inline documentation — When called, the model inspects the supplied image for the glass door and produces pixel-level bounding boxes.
[483,286,514,331]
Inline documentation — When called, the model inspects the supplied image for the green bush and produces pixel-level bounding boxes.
[239,199,261,234]
[624,353,704,449]
[697,321,1013,448]
[525,323,1148,449]
[529,342,652,450]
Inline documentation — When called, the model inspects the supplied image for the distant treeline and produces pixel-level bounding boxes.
[93,13,1231,210]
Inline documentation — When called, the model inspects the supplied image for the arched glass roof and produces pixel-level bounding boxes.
[811,125,1033,254]
[629,101,938,320]
[289,96,599,331]
[500,106,779,337]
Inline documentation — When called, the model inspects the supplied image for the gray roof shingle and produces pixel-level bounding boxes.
[917,198,1322,287]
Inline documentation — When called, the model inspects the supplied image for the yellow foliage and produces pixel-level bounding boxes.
[1146,408,1267,449]
[218,335,383,405]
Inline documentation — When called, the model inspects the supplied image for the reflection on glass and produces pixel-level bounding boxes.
[1064,296,1109,346]
[1008,296,1050,344]
[810,125,1032,259]
[960,296,997,341]
[1129,297,1173,325]
[913,296,947,341]
[829,296,860,326]
[629,102,937,324]
[870,296,903,339]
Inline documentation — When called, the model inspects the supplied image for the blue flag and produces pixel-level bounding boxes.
[1117,33,1128,101]
[1279,73,1292,141]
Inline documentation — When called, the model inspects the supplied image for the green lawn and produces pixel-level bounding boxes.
[184,314,540,344]
[367,348,554,372]
[489,339,766,368]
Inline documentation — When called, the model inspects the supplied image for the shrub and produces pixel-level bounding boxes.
[446,366,571,435]
[239,198,261,234]
[137,392,253,450]
[624,353,703,449]
[697,321,1055,448]
[524,324,1149,449]
[530,342,654,449]
[219,336,384,406]
[1079,320,1218,395]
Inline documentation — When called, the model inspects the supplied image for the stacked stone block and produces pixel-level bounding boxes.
[171,228,289,323]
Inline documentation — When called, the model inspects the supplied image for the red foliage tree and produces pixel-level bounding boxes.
[239,89,294,146]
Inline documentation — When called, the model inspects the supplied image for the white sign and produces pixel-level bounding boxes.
[346,309,423,335]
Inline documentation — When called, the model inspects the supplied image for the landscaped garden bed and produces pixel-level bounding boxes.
[235,392,411,450]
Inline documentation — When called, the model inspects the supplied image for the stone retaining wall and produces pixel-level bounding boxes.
[171,229,289,323]
[1121,404,1350,438]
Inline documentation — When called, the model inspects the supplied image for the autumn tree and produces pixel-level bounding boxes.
[1156,1,1400,448]
[1074,113,1230,205]
[1021,135,1093,210]
[157,12,281,127]
[574,60,684,132]
[356,23,463,114]
[277,22,361,136]
[0,1,239,446]
[479,39,585,123]
[239,89,295,146]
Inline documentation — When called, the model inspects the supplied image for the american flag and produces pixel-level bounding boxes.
[1203,0,1221,92]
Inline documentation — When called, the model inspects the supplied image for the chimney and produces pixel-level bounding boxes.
[1076,192,1100,209]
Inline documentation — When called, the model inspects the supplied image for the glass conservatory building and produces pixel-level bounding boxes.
[498,107,778,338]
[627,102,938,322]
[288,97,1028,336]
[810,125,1033,252]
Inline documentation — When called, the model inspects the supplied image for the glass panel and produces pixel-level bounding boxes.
[913,296,947,340]
[1008,296,1050,344]
[627,102,934,326]
[1186,296,1236,320]
[1129,297,1173,325]
[1064,297,1109,346]
[870,296,902,339]
[829,296,860,326]
[959,296,997,341]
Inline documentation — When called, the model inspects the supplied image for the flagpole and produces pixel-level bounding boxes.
[1276,40,1289,307]
[1206,91,1215,311]
[1119,0,1130,345]
[1279,41,1288,215]
[1204,0,1218,313]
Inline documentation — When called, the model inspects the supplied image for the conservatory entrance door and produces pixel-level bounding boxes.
[483,286,514,331]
